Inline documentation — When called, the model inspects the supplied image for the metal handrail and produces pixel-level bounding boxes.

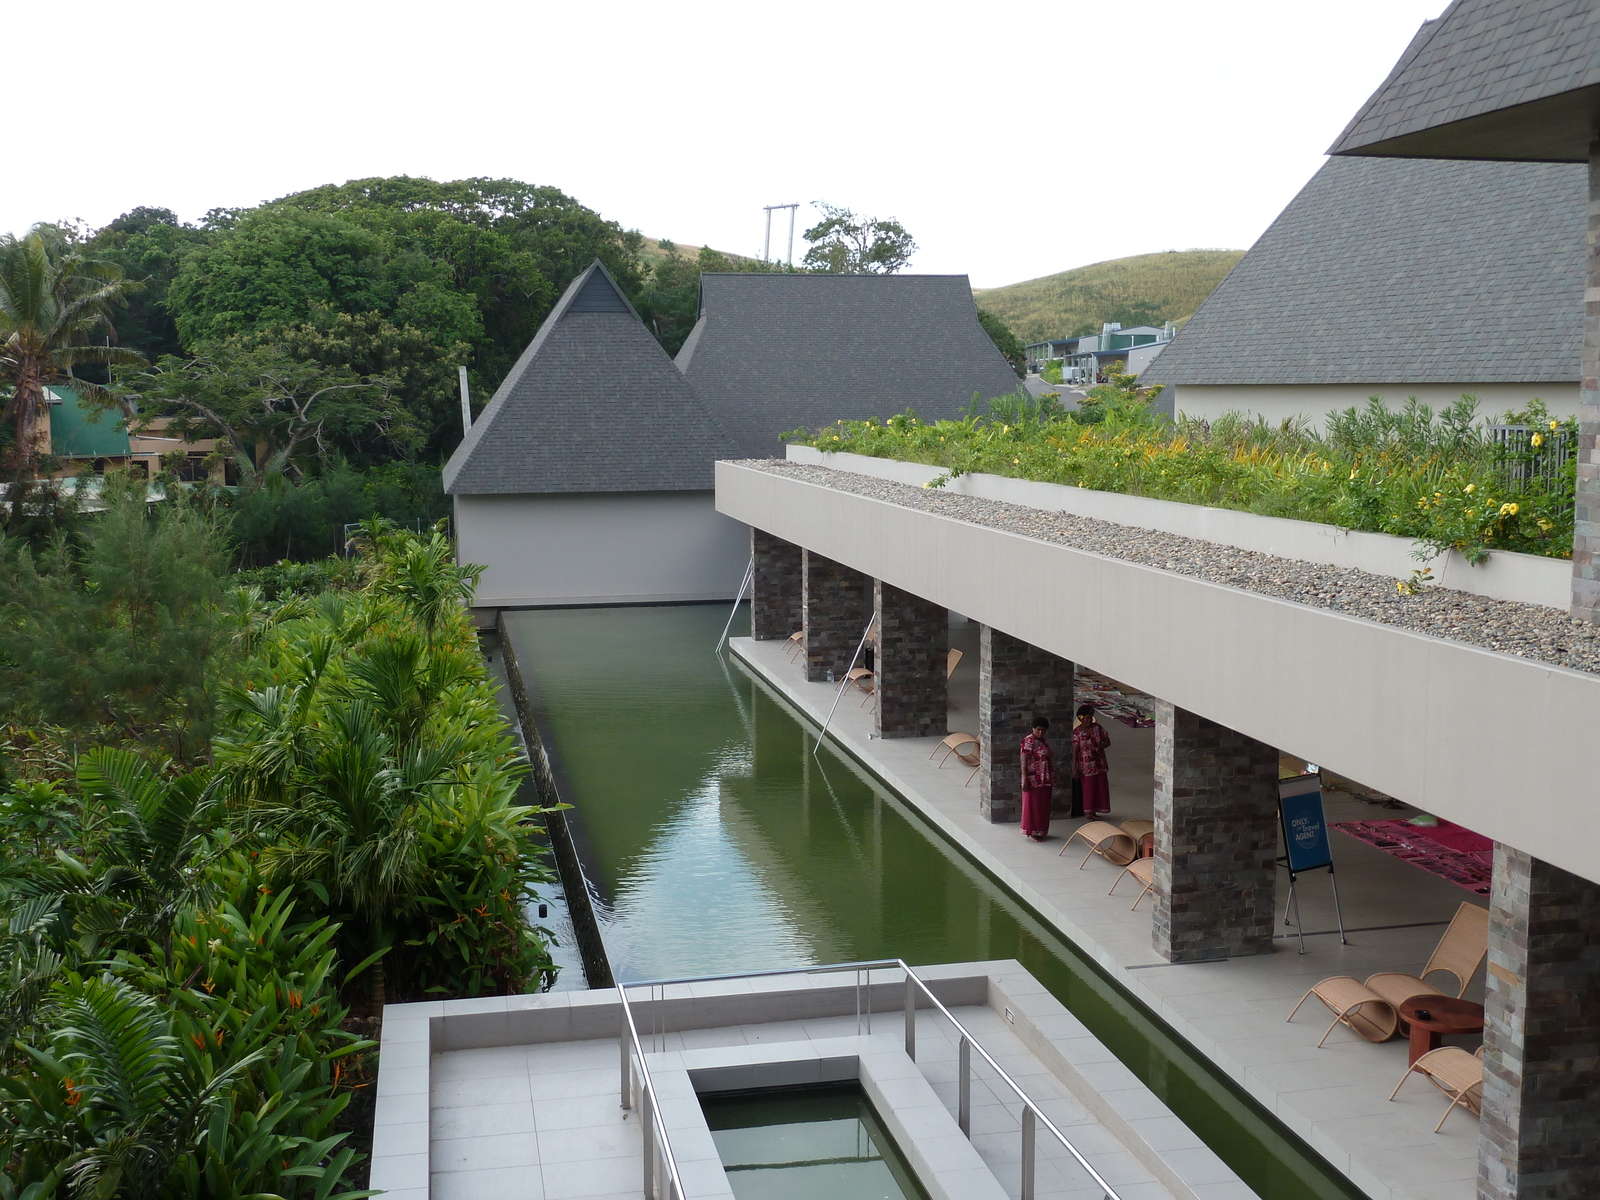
[615,958,1123,1200]
[617,980,687,1200]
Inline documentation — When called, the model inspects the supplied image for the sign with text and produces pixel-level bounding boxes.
[1278,774,1333,872]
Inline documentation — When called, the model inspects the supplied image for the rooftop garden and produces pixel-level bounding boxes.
[786,372,1577,564]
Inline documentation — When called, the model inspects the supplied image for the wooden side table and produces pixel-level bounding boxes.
[1398,996,1484,1065]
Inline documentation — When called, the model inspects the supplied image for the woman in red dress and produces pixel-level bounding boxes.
[1072,703,1112,819]
[1019,716,1054,842]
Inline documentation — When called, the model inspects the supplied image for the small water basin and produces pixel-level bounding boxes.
[701,1083,931,1200]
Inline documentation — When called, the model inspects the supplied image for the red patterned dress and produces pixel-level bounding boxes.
[1019,731,1054,838]
[1072,720,1112,816]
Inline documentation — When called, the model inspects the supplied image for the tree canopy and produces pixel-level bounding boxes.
[801,203,918,274]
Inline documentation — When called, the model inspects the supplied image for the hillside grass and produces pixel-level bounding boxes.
[973,249,1245,343]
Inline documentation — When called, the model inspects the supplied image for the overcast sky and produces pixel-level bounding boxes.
[10,0,1445,289]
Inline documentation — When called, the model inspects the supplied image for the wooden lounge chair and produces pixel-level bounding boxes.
[1286,977,1399,1046]
[846,667,875,707]
[1062,821,1138,867]
[1364,901,1489,1014]
[785,630,805,661]
[931,732,980,786]
[1389,1046,1484,1132]
[1108,857,1156,910]
[945,648,964,708]
[1287,901,1488,1046]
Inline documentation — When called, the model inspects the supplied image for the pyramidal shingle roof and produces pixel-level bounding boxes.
[443,261,739,495]
[1329,0,1600,162]
[676,273,1021,458]
[1140,155,1584,388]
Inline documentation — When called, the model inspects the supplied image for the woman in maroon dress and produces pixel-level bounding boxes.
[1019,716,1054,842]
[1072,703,1112,819]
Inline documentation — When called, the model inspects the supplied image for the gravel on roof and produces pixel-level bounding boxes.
[740,459,1600,677]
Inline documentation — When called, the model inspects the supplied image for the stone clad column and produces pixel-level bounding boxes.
[801,550,871,683]
[978,625,1074,823]
[1574,144,1600,621]
[750,529,802,640]
[1478,844,1600,1200]
[874,581,947,739]
[1152,702,1278,962]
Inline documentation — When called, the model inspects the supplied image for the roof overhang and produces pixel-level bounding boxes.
[1332,83,1600,163]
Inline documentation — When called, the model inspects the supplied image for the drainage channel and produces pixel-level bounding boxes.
[498,603,1366,1200]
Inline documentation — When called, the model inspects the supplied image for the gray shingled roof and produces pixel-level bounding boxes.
[1329,0,1600,162]
[677,273,1021,457]
[443,262,739,495]
[1140,155,1583,388]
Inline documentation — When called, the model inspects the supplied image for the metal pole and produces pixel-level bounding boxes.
[812,615,876,759]
[642,1086,656,1198]
[1290,873,1307,955]
[958,1037,971,1136]
[1022,1105,1036,1200]
[620,1020,632,1109]
[716,556,754,650]
[903,972,916,1061]
[1329,865,1349,945]
[458,365,472,436]
[787,204,797,265]
[763,207,772,262]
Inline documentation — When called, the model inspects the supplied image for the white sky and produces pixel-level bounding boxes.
[10,0,1445,290]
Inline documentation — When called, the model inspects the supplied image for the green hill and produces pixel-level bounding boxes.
[972,249,1245,343]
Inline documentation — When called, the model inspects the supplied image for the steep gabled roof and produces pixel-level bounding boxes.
[1140,156,1584,388]
[1329,0,1600,162]
[443,261,739,495]
[676,273,1021,457]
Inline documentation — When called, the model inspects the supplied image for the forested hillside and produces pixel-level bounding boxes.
[973,249,1245,342]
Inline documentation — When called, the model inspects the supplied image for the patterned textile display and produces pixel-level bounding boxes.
[1075,670,1155,729]
[1331,819,1493,896]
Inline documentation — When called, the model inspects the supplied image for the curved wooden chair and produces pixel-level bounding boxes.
[1365,902,1489,1016]
[1108,857,1156,910]
[931,732,980,786]
[1287,977,1399,1046]
[1062,821,1137,867]
[785,630,805,661]
[1389,1046,1484,1132]
[846,667,876,708]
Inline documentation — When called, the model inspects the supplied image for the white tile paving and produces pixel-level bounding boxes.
[731,633,1488,1200]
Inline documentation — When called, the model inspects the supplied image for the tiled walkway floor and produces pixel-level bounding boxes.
[732,631,1486,1200]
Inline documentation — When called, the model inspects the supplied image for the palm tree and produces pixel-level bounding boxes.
[0,227,146,473]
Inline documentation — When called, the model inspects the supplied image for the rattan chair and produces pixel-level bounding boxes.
[1389,1046,1484,1132]
[1062,820,1138,867]
[931,732,980,786]
[1108,857,1156,909]
[1365,902,1489,1013]
[1286,978,1399,1046]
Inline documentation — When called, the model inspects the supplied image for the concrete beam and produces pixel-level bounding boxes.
[716,461,1600,884]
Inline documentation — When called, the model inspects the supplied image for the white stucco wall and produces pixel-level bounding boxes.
[455,490,749,607]
[1171,382,1579,432]
[717,461,1600,884]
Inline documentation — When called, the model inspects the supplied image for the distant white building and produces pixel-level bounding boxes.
[1026,323,1174,382]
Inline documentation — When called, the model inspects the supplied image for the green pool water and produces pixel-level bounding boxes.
[702,1085,930,1200]
[502,603,1364,1200]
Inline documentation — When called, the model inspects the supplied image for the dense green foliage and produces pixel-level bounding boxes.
[971,249,1245,342]
[976,309,1026,378]
[800,204,917,275]
[791,385,1577,564]
[0,503,557,1198]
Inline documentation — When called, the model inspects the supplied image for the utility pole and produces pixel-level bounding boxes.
[458,365,473,436]
[763,203,800,265]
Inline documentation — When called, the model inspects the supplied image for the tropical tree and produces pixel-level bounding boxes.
[0,228,145,474]
[801,203,917,274]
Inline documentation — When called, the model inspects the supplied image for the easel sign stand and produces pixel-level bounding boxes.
[1277,773,1347,954]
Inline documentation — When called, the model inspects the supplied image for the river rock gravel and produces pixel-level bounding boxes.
[742,459,1600,678]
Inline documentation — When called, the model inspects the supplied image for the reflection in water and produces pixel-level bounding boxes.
[501,604,1363,1200]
